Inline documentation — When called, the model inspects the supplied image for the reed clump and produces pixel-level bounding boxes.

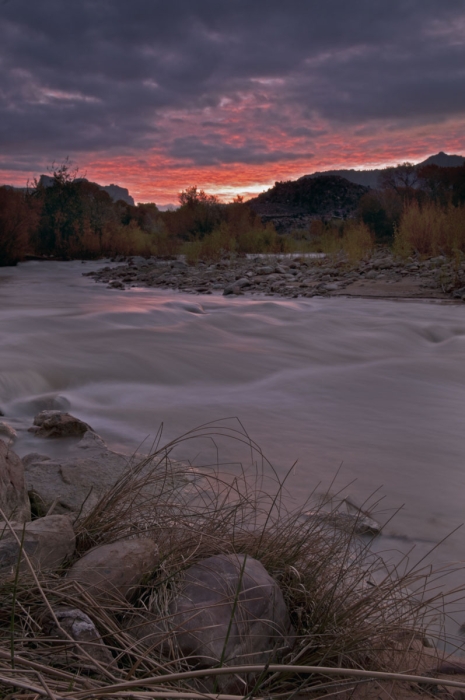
[0,421,463,699]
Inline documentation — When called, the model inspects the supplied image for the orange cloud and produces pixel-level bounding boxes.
[78,117,465,204]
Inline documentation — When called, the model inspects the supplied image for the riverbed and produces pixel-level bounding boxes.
[1,260,465,641]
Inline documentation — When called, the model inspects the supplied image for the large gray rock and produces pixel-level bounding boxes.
[67,538,159,602]
[0,438,30,522]
[41,606,113,668]
[167,554,294,693]
[0,514,75,575]
[29,410,92,438]
[23,431,130,515]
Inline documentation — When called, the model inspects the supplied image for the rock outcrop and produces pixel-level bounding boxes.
[29,410,92,438]
[23,430,129,515]
[38,174,135,206]
[248,175,369,232]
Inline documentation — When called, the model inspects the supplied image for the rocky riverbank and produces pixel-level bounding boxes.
[3,412,465,699]
[83,249,465,302]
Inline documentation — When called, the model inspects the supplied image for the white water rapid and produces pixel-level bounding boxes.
[2,260,465,640]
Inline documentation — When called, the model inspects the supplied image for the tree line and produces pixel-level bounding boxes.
[0,164,286,265]
[1,161,465,266]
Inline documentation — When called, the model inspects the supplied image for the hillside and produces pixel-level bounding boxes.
[247,174,369,232]
[38,175,135,206]
[302,151,465,189]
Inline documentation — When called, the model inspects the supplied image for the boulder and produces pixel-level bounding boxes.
[67,538,159,602]
[41,606,113,668]
[167,554,294,693]
[0,439,30,522]
[29,410,93,438]
[0,514,75,575]
[23,431,130,515]
[223,278,251,295]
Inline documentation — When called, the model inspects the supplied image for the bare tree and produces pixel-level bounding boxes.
[378,162,418,194]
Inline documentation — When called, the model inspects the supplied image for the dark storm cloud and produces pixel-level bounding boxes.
[168,136,313,166]
[1,0,465,167]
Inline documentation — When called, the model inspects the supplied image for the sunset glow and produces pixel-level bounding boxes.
[1,2,465,204]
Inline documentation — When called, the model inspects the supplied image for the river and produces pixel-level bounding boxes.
[1,260,465,643]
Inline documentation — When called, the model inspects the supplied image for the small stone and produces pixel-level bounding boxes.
[304,510,380,537]
[42,606,113,667]
[233,277,251,287]
[31,411,93,438]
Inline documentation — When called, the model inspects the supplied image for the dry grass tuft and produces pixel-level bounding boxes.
[1,420,464,699]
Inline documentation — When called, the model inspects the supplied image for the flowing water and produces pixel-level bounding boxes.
[2,260,465,640]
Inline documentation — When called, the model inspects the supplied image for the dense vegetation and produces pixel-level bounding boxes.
[0,167,287,266]
[1,162,465,266]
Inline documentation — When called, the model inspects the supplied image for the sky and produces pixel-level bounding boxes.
[1,1,465,205]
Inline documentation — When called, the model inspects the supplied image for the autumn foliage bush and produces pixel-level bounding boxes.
[394,200,465,258]
[0,187,39,265]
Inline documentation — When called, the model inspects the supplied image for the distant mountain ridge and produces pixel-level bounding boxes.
[38,175,135,206]
[301,151,465,188]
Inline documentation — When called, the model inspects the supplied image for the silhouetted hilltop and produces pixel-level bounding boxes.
[248,175,369,231]
[302,152,465,189]
[420,151,465,167]
[38,175,135,206]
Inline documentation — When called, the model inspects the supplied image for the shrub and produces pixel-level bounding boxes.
[342,220,374,262]
[0,187,38,265]
[305,219,373,262]
[394,200,465,258]
[358,189,403,242]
